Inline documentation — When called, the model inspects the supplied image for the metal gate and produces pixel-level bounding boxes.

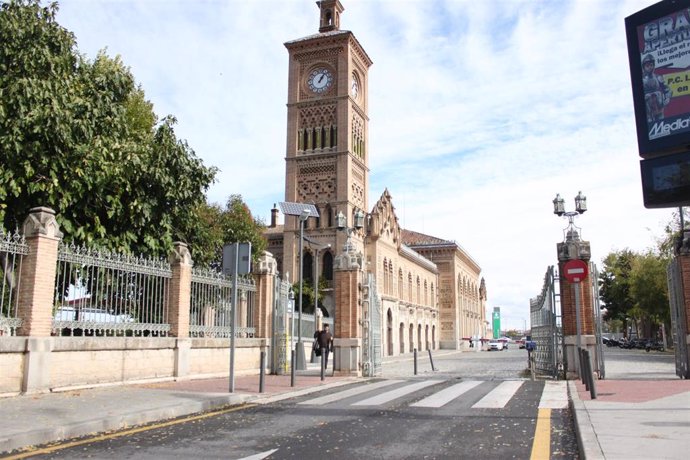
[362,273,382,377]
[529,266,562,378]
[271,275,291,375]
[590,263,606,379]
[668,258,689,379]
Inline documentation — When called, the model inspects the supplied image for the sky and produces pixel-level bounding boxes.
[53,0,678,331]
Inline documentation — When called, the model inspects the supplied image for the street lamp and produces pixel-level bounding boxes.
[336,209,365,252]
[553,191,587,241]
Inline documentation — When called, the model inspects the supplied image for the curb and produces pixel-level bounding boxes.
[567,380,604,460]
[0,394,252,455]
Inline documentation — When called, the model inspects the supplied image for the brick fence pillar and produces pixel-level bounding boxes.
[17,207,62,337]
[16,207,62,393]
[557,229,597,379]
[253,251,277,339]
[332,247,363,376]
[168,242,192,378]
[671,231,690,378]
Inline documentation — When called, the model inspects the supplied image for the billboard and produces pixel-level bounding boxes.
[640,150,690,207]
[626,0,690,157]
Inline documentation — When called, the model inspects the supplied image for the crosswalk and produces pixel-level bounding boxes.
[296,378,568,411]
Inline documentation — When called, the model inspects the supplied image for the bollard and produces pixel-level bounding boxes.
[584,349,597,399]
[259,351,266,393]
[414,348,418,375]
[579,348,588,386]
[291,349,296,387]
[321,350,325,381]
[427,349,436,371]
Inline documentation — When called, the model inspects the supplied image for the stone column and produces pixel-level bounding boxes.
[17,207,63,393]
[557,229,596,379]
[168,242,192,378]
[253,251,277,338]
[332,247,363,376]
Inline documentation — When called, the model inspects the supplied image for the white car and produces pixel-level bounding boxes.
[488,339,504,351]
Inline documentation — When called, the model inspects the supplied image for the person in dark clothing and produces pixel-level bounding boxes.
[316,324,334,368]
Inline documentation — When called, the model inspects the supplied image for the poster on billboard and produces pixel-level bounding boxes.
[626,0,690,157]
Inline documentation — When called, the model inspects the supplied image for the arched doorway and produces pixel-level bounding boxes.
[409,324,414,352]
[425,325,429,351]
[432,325,436,349]
[417,324,422,351]
[387,309,393,356]
[399,323,405,354]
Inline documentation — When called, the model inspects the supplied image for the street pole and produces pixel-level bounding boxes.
[296,218,306,370]
[574,280,582,377]
[229,242,239,393]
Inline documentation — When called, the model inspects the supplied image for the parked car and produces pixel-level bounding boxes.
[488,339,504,351]
[54,306,135,323]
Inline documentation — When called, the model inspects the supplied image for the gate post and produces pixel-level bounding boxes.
[332,246,363,376]
[671,231,690,378]
[253,251,278,338]
[557,230,597,380]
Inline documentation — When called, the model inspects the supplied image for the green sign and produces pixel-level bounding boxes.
[492,308,501,338]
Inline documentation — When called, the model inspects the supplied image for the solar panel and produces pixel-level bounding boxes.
[278,202,320,218]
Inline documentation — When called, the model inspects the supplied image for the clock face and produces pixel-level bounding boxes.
[307,67,334,94]
[351,73,359,98]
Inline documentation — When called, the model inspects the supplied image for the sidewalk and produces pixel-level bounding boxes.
[569,374,690,460]
[0,363,357,455]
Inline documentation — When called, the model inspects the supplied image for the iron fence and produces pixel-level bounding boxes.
[530,266,562,378]
[53,243,172,337]
[0,227,28,336]
[189,267,256,338]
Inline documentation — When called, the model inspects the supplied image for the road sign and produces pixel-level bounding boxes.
[563,259,588,283]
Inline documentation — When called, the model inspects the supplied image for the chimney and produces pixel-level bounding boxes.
[271,204,279,228]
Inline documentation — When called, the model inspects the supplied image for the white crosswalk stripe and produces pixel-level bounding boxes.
[410,380,482,408]
[298,379,404,406]
[538,381,568,409]
[352,380,445,406]
[472,380,524,408]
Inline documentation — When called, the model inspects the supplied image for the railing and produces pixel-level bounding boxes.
[189,267,256,338]
[52,243,172,337]
[0,227,28,336]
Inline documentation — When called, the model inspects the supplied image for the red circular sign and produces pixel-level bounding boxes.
[563,259,588,283]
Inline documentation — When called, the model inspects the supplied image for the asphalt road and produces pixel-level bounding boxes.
[17,347,581,460]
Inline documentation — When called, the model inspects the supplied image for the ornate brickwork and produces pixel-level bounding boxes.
[298,104,338,152]
[297,157,337,202]
[351,113,365,159]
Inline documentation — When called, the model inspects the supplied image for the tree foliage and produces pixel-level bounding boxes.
[0,0,216,257]
[599,247,669,338]
[186,195,267,268]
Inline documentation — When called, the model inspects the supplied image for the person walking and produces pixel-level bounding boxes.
[316,324,334,369]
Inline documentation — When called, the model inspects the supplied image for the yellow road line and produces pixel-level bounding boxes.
[530,407,551,460]
[1,403,256,460]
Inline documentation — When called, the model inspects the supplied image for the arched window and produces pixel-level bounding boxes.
[323,251,333,281]
[303,251,313,282]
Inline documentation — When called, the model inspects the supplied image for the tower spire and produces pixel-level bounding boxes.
[317,0,344,33]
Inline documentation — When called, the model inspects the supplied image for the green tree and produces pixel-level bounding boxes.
[186,195,267,268]
[599,249,636,332]
[629,251,669,338]
[0,0,216,257]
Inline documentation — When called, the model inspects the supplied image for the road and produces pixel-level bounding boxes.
[12,346,583,459]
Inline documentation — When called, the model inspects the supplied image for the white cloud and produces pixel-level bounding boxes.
[55,0,674,331]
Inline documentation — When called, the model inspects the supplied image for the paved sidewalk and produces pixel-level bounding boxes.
[0,364,356,455]
[569,377,690,459]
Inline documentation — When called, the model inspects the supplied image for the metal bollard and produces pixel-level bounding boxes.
[585,350,597,399]
[427,349,436,371]
[414,349,418,375]
[259,351,266,393]
[291,349,295,387]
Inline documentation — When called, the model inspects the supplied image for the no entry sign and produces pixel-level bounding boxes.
[563,259,588,283]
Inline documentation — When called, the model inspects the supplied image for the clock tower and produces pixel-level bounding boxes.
[282,0,373,316]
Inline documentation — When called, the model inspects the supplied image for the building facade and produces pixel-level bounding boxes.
[264,0,486,356]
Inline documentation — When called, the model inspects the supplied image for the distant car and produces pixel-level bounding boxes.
[488,339,504,351]
[518,337,527,349]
